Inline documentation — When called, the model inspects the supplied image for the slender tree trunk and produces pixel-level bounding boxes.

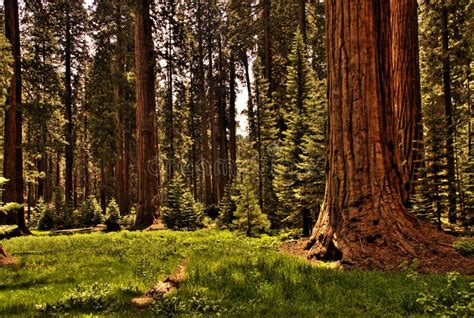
[134,0,160,228]
[390,0,423,206]
[83,115,90,198]
[299,0,307,44]
[165,4,175,180]
[197,0,212,206]
[441,6,457,224]
[64,8,74,215]
[255,78,264,211]
[113,0,127,214]
[242,53,256,141]
[229,52,237,181]
[307,0,448,269]
[262,0,273,95]
[217,35,227,201]
[207,2,218,204]
[2,0,27,233]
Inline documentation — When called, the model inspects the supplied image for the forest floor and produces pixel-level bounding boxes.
[0,230,472,317]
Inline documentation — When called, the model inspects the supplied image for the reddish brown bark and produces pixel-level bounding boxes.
[134,0,160,228]
[390,0,423,205]
[207,2,218,204]
[229,52,237,181]
[1,0,27,233]
[307,0,461,269]
[113,0,129,215]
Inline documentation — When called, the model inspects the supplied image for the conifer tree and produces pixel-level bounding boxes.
[274,29,317,234]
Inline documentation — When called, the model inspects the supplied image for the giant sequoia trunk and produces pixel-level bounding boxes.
[390,0,423,205]
[134,0,159,228]
[1,0,27,233]
[307,0,457,269]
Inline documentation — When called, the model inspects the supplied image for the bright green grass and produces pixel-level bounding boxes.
[0,230,472,317]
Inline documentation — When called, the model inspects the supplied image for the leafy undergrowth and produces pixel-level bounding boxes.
[454,239,474,257]
[0,230,472,317]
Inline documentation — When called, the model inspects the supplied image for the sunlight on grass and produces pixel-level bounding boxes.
[0,230,472,317]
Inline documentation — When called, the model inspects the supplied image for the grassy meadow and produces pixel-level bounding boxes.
[0,230,472,317]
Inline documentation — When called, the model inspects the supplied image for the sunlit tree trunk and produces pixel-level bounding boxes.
[134,0,159,228]
[308,0,445,268]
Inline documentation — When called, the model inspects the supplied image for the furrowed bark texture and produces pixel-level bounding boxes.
[135,0,159,228]
[2,0,27,232]
[308,0,452,269]
[390,0,423,205]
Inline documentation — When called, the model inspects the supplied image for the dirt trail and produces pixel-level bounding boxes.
[132,259,189,309]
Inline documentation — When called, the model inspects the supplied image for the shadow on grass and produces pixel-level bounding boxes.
[0,276,76,292]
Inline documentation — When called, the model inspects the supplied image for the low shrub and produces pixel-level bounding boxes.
[416,272,473,317]
[37,201,58,230]
[151,293,225,316]
[454,239,474,257]
[36,283,120,314]
[105,199,121,232]
[78,196,104,228]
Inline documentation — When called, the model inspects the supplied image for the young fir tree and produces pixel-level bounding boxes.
[105,199,121,232]
[232,139,271,236]
[162,174,203,230]
[274,29,322,235]
[253,60,279,226]
[218,182,238,229]
[233,173,270,236]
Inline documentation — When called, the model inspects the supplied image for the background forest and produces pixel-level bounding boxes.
[0,0,472,236]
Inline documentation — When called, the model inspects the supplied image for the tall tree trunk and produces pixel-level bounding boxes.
[197,0,212,205]
[165,4,175,180]
[2,0,27,233]
[217,35,227,201]
[299,0,307,44]
[390,0,423,206]
[134,0,160,228]
[207,2,218,204]
[307,0,447,269]
[113,0,128,214]
[64,8,74,215]
[262,0,272,95]
[242,53,256,142]
[83,115,90,199]
[229,52,237,181]
[441,6,457,224]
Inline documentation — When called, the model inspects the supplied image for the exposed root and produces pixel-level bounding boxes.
[132,259,188,309]
[305,218,474,274]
